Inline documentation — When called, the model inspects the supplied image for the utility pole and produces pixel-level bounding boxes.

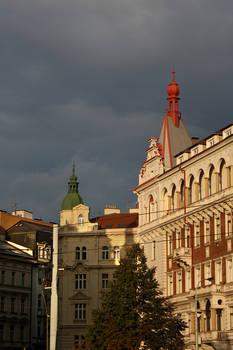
[50,224,58,350]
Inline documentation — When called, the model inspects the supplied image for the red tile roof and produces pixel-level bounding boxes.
[91,213,138,229]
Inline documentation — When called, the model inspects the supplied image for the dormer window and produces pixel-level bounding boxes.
[225,128,232,137]
[78,214,84,226]
[194,147,198,155]
[179,156,183,163]
[209,138,214,147]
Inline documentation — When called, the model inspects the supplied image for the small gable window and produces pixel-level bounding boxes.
[78,214,84,226]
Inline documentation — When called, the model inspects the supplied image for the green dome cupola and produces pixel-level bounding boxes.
[61,165,84,211]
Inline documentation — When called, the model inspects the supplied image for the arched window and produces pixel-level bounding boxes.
[206,300,211,332]
[209,165,214,195]
[102,246,109,260]
[78,214,84,226]
[180,180,184,208]
[148,195,154,222]
[199,170,204,200]
[219,159,227,191]
[189,175,194,204]
[76,247,80,260]
[82,247,87,260]
[171,185,176,211]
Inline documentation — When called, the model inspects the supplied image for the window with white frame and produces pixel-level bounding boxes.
[114,246,120,260]
[78,214,84,226]
[225,128,232,138]
[176,271,182,294]
[204,220,210,244]
[102,246,109,260]
[205,264,211,285]
[75,304,86,320]
[168,235,172,256]
[226,258,233,283]
[152,241,156,260]
[214,216,221,240]
[168,274,173,296]
[186,270,191,292]
[75,274,87,289]
[194,225,200,247]
[195,266,201,288]
[102,273,108,289]
[225,212,232,236]
[215,261,222,284]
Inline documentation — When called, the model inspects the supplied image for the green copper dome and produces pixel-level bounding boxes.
[61,165,83,211]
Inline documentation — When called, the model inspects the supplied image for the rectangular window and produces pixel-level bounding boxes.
[11,298,15,313]
[204,221,210,244]
[1,271,5,284]
[0,324,3,342]
[230,307,233,329]
[225,212,232,237]
[20,326,24,341]
[176,271,182,294]
[176,232,181,249]
[209,139,214,147]
[10,325,14,342]
[195,266,201,288]
[214,216,221,240]
[194,147,199,155]
[0,297,5,312]
[75,274,87,289]
[11,272,15,286]
[168,235,172,256]
[75,304,86,320]
[194,225,200,247]
[102,273,108,289]
[225,128,232,138]
[186,270,191,292]
[168,274,173,296]
[205,264,211,285]
[102,246,109,260]
[227,258,233,283]
[21,298,25,314]
[22,273,25,287]
[185,228,190,248]
[215,261,222,284]
[114,246,120,260]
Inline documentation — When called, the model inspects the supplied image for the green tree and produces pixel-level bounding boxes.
[85,244,185,350]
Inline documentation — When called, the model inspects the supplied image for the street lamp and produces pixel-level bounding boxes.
[195,277,213,350]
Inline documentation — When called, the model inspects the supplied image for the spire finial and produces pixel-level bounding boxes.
[165,105,167,114]
[172,67,175,82]
[72,161,75,176]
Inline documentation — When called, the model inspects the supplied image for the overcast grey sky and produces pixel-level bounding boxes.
[0,0,232,221]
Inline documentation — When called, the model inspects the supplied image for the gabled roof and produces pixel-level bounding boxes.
[0,240,33,259]
[7,220,53,234]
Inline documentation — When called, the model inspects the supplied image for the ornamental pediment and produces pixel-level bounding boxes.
[69,291,90,301]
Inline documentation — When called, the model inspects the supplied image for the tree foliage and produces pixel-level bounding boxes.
[85,244,186,350]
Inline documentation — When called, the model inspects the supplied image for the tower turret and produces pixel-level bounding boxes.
[61,165,83,211]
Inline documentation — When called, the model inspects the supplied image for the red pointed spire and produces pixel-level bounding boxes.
[166,69,180,127]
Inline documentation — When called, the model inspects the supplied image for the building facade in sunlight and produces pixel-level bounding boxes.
[134,71,233,350]
[58,167,138,350]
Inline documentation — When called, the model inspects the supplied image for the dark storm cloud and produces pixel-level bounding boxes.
[0,0,232,221]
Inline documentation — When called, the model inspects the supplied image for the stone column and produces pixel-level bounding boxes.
[205,177,209,197]
[177,191,181,209]
[215,172,220,192]
[195,182,199,202]
[212,308,216,331]
[227,166,232,187]
[168,195,171,213]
